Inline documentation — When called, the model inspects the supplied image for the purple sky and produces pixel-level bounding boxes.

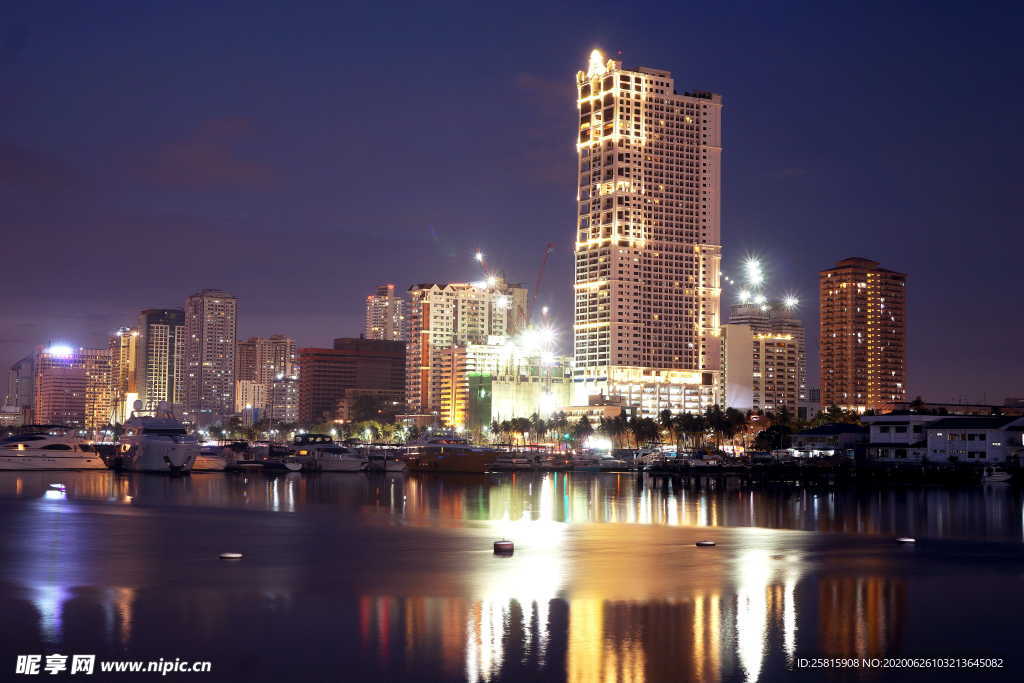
[2,0,1021,403]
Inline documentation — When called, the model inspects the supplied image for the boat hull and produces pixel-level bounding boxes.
[0,455,107,471]
[193,455,227,472]
[405,446,497,474]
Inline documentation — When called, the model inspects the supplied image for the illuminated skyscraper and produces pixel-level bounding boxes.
[405,278,527,415]
[235,335,296,412]
[819,257,906,412]
[108,327,139,424]
[136,309,185,411]
[365,284,407,341]
[82,347,114,430]
[573,50,722,416]
[183,289,238,423]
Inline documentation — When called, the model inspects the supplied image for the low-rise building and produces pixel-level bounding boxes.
[924,416,1024,464]
[789,423,868,457]
[861,414,940,463]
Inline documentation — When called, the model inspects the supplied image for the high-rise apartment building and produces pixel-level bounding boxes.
[721,300,808,416]
[267,376,299,424]
[573,50,722,416]
[183,290,238,423]
[299,338,405,425]
[819,257,906,412]
[136,309,185,411]
[108,327,139,424]
[82,347,114,430]
[405,278,528,415]
[6,355,35,415]
[236,335,296,385]
[365,284,407,341]
[33,345,86,427]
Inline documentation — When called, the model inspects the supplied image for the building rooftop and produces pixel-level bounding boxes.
[796,423,868,436]
[926,416,1021,430]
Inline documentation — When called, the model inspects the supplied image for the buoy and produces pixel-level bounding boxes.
[696,540,716,547]
[219,552,243,560]
[896,537,916,544]
[493,540,514,555]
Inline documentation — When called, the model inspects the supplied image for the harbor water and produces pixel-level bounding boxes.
[0,471,1022,681]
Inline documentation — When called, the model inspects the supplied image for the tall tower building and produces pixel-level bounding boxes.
[819,257,906,412]
[365,284,408,341]
[405,278,528,415]
[573,50,722,416]
[108,327,139,424]
[136,309,185,411]
[183,290,238,423]
[82,347,114,431]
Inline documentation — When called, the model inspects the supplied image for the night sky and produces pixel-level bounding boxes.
[2,1,1021,403]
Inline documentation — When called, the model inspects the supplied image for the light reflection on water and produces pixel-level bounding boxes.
[2,470,1023,541]
[0,471,1021,682]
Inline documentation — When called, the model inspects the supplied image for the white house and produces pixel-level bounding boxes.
[925,416,1024,464]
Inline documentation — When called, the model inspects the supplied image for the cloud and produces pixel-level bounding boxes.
[150,117,274,190]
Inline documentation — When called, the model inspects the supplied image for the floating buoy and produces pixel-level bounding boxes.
[219,552,243,560]
[695,540,716,547]
[896,537,916,544]
[493,540,514,554]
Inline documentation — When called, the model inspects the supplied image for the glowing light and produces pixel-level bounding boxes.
[494,295,510,310]
[541,306,549,316]
[754,294,767,305]
[744,258,764,287]
[486,276,497,288]
[584,435,612,451]
[519,326,557,354]
[784,295,799,309]
[586,49,606,78]
[44,344,75,358]
[474,251,484,263]
[738,290,751,304]
[472,280,487,289]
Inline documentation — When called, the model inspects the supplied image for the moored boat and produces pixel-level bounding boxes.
[107,401,198,474]
[0,432,108,471]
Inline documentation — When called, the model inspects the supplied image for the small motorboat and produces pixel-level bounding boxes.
[0,431,107,471]
[983,466,1012,483]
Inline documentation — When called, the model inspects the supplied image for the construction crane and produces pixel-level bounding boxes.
[532,243,555,321]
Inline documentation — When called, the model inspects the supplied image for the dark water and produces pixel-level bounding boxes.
[0,471,1022,682]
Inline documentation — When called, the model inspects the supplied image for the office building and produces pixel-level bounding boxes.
[572,50,722,416]
[820,258,906,412]
[136,309,185,411]
[299,338,405,425]
[267,375,299,424]
[437,335,573,432]
[183,290,238,423]
[33,345,86,427]
[365,284,407,341]
[405,278,527,415]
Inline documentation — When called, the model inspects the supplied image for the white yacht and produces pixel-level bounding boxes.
[0,432,107,470]
[292,435,367,472]
[109,402,198,474]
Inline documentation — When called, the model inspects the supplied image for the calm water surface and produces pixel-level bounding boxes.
[0,471,1022,682]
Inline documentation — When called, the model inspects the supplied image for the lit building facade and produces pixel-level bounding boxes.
[365,284,408,341]
[573,50,722,417]
[235,335,296,413]
[299,338,405,425]
[405,279,528,415]
[819,258,906,412]
[437,335,572,431]
[82,347,114,430]
[183,290,238,423]
[33,346,86,427]
[267,376,299,424]
[720,325,800,415]
[108,327,139,424]
[136,309,185,411]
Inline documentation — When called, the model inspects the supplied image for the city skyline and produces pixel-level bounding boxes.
[2,2,1021,405]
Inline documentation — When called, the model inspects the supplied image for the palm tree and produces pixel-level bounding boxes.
[572,416,593,446]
